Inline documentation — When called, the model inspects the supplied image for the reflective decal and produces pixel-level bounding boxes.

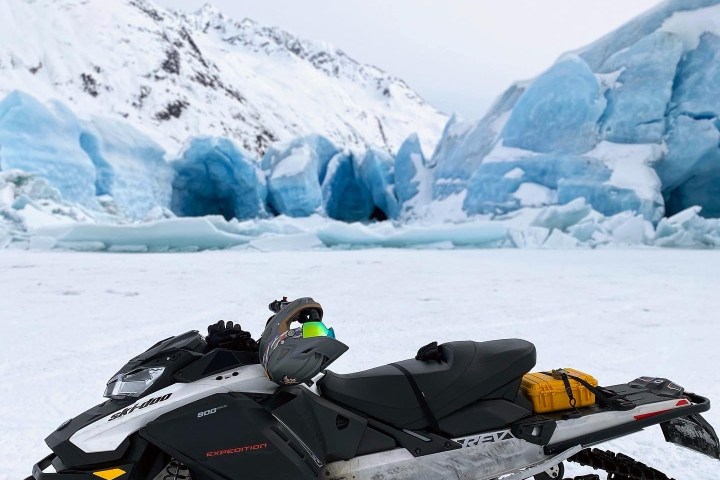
[93,468,126,480]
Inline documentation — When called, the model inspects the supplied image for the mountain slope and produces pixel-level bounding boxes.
[0,0,446,157]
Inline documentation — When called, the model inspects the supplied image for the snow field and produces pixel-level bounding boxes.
[0,249,718,479]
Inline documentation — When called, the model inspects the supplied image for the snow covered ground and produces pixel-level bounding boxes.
[1,249,718,479]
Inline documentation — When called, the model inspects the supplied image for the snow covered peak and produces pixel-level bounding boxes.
[0,0,446,157]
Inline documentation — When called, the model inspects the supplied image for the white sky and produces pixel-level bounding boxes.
[156,0,661,121]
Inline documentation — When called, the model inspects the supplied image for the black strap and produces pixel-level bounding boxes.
[544,370,636,412]
[560,372,578,410]
[565,373,636,411]
[389,362,441,433]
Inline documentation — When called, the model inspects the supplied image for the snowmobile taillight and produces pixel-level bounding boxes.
[104,367,165,399]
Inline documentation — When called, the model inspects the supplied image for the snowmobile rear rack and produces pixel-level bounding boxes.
[546,391,717,457]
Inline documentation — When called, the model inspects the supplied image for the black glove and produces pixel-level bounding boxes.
[206,320,258,352]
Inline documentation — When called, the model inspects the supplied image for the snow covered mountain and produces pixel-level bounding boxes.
[428,0,720,223]
[0,0,446,157]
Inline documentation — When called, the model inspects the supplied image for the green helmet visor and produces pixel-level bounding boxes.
[302,321,336,339]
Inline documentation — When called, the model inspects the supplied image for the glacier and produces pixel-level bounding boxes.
[321,152,375,222]
[3,0,720,251]
[502,56,606,155]
[171,137,268,221]
[80,118,174,220]
[357,149,400,220]
[0,91,98,207]
[394,134,431,215]
[263,135,338,217]
[428,0,720,224]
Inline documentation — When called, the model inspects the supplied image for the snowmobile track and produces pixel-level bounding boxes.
[564,448,676,479]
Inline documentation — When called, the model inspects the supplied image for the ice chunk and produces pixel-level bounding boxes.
[0,169,100,235]
[321,152,375,222]
[79,118,174,220]
[542,229,581,248]
[357,149,399,219]
[501,56,605,155]
[598,31,684,143]
[171,137,268,221]
[36,217,251,252]
[531,198,593,231]
[316,220,508,248]
[263,135,339,217]
[654,206,720,247]
[0,91,97,206]
[267,143,323,217]
[609,214,653,244]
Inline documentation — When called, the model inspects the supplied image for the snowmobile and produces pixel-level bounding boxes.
[26,297,719,480]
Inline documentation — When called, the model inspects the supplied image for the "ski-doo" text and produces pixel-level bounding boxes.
[107,394,172,422]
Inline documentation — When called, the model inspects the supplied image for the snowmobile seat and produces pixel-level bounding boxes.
[318,339,536,431]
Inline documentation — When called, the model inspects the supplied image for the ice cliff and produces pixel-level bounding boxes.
[429,0,720,222]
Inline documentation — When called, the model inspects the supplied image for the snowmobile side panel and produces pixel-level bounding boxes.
[661,413,720,459]
[141,392,317,480]
[354,426,397,456]
[270,386,371,462]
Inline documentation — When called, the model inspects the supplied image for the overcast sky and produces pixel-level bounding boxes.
[156,0,660,121]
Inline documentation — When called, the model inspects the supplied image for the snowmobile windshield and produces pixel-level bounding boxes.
[104,367,165,400]
[302,321,335,339]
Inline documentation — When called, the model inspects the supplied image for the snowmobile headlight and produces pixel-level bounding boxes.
[104,367,165,399]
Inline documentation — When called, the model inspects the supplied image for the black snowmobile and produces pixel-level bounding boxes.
[26,298,720,480]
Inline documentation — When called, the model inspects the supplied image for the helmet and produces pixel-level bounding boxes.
[260,297,348,386]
